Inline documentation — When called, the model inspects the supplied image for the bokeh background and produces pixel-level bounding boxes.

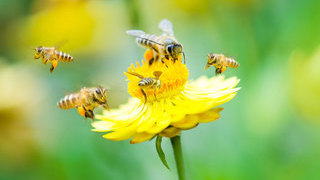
[1,0,320,179]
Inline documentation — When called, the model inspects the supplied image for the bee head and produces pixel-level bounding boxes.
[34,46,43,59]
[167,44,183,60]
[94,86,109,109]
[94,87,106,100]
[207,53,219,65]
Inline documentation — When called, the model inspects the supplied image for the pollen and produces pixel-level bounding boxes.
[126,51,189,102]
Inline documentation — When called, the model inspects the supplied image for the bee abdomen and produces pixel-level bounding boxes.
[226,58,239,68]
[138,78,154,87]
[58,94,79,109]
[136,34,157,48]
[56,51,74,62]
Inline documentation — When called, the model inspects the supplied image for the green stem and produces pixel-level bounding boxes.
[170,136,185,180]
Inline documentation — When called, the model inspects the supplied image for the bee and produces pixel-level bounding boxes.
[57,86,109,119]
[33,46,73,73]
[205,53,239,75]
[126,19,185,65]
[126,71,162,103]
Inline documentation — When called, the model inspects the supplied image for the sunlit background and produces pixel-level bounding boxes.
[1,0,320,179]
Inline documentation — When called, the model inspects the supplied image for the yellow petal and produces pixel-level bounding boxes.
[147,117,171,134]
[159,127,181,138]
[130,132,155,144]
[197,107,223,123]
[171,115,199,130]
[102,124,137,141]
[91,121,115,132]
[136,103,159,133]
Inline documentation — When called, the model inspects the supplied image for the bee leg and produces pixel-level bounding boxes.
[42,57,48,64]
[49,65,54,73]
[76,105,86,117]
[154,88,158,101]
[155,55,159,62]
[141,89,147,103]
[81,105,94,119]
[215,67,222,75]
[50,60,58,73]
[220,66,227,74]
[160,56,169,68]
[148,57,154,66]
[44,54,52,64]
[85,110,94,120]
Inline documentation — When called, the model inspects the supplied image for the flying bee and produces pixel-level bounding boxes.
[205,53,239,75]
[57,86,109,119]
[126,19,185,65]
[126,71,162,103]
[33,46,73,73]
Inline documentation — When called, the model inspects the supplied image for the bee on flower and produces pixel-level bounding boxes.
[126,71,162,103]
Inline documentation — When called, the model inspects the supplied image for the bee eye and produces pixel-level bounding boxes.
[167,45,173,53]
[37,46,42,53]
[95,88,102,95]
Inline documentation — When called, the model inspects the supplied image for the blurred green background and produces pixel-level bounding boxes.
[1,0,320,179]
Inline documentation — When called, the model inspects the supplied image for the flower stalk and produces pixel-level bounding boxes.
[171,135,185,180]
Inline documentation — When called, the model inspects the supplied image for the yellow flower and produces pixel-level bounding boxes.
[92,50,240,144]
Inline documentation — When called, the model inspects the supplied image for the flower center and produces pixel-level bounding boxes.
[125,50,189,103]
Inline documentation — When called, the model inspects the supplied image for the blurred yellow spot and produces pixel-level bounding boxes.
[289,48,320,121]
[27,1,95,50]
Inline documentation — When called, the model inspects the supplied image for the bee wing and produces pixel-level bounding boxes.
[44,53,53,61]
[158,19,174,36]
[126,30,146,37]
[62,90,75,96]
[127,30,164,46]
[53,39,68,49]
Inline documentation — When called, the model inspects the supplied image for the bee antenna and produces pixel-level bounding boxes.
[125,71,145,79]
[180,52,186,64]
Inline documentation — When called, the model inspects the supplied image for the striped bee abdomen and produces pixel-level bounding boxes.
[226,58,239,68]
[136,34,158,48]
[55,50,74,62]
[57,93,79,109]
[138,78,155,87]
